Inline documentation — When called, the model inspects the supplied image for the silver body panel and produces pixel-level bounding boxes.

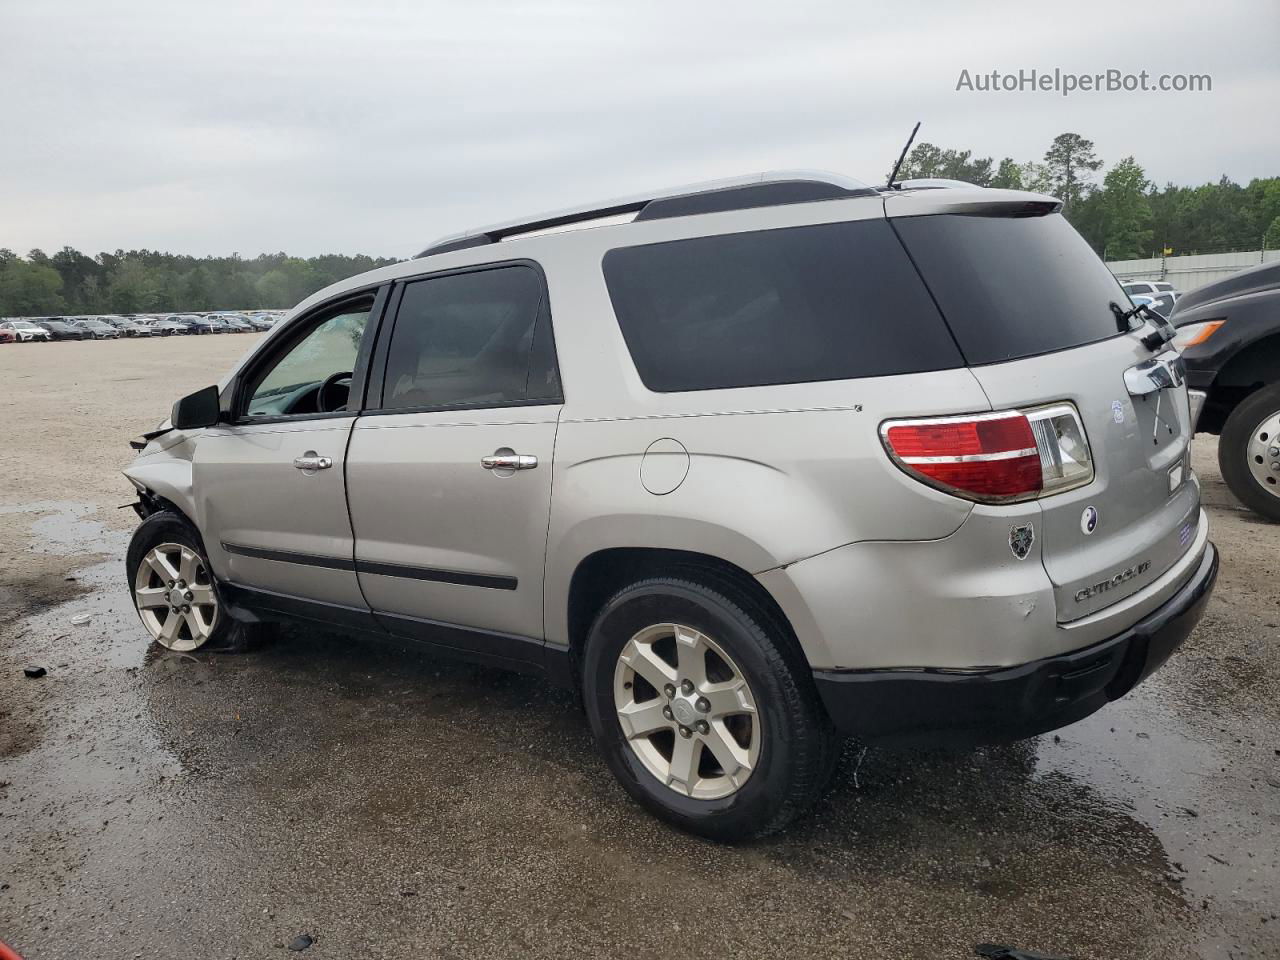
[965,337,1196,622]
[346,406,560,637]
[192,418,365,608]
[125,180,1207,674]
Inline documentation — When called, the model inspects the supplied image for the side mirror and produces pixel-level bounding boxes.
[171,385,221,430]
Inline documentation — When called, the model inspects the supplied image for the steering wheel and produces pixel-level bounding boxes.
[316,371,353,413]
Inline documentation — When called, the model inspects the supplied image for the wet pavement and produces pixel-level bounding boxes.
[2,499,1278,960]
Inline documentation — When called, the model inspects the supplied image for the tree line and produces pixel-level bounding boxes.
[5,134,1279,316]
[892,132,1280,261]
[0,248,398,318]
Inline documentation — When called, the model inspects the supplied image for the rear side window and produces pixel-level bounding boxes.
[382,265,559,411]
[602,220,962,392]
[894,213,1127,366]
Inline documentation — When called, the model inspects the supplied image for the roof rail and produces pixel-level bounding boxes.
[414,170,875,259]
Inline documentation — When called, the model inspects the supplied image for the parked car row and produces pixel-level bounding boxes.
[0,312,283,343]
[1121,279,1182,319]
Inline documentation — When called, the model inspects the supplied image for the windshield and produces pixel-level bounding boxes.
[892,212,1129,365]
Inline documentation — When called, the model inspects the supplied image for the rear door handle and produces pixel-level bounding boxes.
[481,453,538,470]
[293,454,333,471]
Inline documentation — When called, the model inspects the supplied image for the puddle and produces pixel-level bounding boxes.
[1037,692,1278,915]
[0,499,131,557]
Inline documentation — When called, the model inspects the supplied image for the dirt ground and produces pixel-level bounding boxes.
[1,336,1278,960]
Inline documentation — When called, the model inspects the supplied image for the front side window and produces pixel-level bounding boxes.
[244,301,372,417]
[381,265,557,411]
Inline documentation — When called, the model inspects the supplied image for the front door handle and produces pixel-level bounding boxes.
[293,454,333,471]
[481,453,538,470]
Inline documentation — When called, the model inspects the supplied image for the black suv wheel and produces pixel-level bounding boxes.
[1218,382,1280,522]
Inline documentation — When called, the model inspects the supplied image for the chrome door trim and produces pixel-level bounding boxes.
[480,453,538,470]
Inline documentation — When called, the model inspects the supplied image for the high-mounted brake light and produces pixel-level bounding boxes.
[881,404,1094,503]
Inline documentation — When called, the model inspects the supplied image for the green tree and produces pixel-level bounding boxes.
[1097,157,1153,260]
[991,158,1023,189]
[893,142,996,185]
[254,269,293,307]
[107,260,160,313]
[1264,215,1280,250]
[1043,133,1103,211]
[1018,161,1055,194]
[50,246,101,311]
[0,258,65,314]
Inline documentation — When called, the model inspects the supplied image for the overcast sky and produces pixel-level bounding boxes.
[3,0,1276,259]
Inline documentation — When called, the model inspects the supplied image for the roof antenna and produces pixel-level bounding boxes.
[885,121,921,191]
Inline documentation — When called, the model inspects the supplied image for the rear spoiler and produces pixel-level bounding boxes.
[883,188,1062,219]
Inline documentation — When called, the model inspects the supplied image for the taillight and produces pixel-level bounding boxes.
[881,404,1094,503]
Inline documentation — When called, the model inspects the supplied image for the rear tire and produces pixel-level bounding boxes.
[1218,382,1280,522]
[581,576,839,840]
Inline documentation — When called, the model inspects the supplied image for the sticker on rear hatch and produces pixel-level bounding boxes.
[1009,523,1034,560]
[1080,505,1099,535]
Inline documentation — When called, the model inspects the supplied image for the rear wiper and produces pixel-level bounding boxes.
[1110,300,1144,332]
[1111,301,1176,351]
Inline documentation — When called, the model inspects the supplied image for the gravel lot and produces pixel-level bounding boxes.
[1,337,1278,959]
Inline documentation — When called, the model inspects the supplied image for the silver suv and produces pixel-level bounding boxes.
[124,172,1218,838]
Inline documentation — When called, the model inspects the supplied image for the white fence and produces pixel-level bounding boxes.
[1107,249,1279,292]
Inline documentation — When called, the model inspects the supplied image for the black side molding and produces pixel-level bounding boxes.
[221,542,516,590]
[358,560,516,591]
[222,542,355,571]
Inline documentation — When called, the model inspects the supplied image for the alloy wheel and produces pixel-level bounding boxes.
[133,542,218,651]
[613,623,760,800]
[1246,409,1280,499]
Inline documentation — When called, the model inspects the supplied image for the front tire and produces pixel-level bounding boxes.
[581,577,839,840]
[126,512,269,652]
[1218,382,1280,522]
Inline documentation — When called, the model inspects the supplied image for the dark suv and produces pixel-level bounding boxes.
[1173,260,1280,521]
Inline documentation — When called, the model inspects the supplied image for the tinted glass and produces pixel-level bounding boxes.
[893,213,1126,365]
[383,266,553,410]
[602,220,961,392]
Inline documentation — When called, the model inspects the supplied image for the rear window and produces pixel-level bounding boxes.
[602,220,962,392]
[893,213,1126,365]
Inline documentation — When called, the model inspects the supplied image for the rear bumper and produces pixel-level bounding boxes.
[813,541,1218,746]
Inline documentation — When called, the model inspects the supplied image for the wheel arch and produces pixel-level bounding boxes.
[124,455,198,531]
[562,546,808,681]
[1201,332,1280,434]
